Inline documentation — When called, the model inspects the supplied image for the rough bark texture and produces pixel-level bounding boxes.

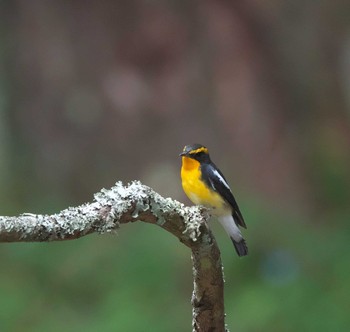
[0,181,226,332]
[191,238,225,332]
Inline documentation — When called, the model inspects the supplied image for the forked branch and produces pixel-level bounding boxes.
[0,181,226,332]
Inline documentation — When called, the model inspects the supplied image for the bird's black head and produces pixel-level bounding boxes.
[180,144,211,163]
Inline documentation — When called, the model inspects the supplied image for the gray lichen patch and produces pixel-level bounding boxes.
[115,181,207,243]
[94,181,152,231]
[0,180,209,243]
[149,192,179,226]
[54,207,86,235]
[145,185,206,242]
[125,181,152,218]
[93,181,135,232]
[180,206,205,242]
[0,217,13,233]
[1,215,41,241]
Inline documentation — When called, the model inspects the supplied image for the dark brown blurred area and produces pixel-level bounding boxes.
[1,1,348,211]
[2,0,348,215]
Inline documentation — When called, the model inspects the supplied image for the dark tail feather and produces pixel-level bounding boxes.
[231,238,248,257]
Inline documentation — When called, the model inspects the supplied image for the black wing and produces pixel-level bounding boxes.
[201,163,247,229]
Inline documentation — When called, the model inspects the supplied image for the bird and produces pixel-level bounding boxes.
[180,143,248,256]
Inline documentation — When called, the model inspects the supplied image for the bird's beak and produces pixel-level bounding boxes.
[179,152,186,157]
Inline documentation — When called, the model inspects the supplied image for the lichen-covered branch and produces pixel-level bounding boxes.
[0,181,226,331]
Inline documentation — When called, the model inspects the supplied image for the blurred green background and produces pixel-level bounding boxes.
[1,1,350,331]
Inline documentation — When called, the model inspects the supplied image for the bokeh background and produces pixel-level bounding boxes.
[1,1,350,331]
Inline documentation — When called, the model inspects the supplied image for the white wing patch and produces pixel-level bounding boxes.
[212,169,231,192]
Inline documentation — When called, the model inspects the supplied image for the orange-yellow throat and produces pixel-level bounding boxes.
[181,156,226,212]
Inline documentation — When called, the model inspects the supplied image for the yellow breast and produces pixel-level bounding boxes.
[180,157,226,212]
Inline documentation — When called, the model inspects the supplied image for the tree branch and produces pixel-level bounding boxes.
[0,181,226,331]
